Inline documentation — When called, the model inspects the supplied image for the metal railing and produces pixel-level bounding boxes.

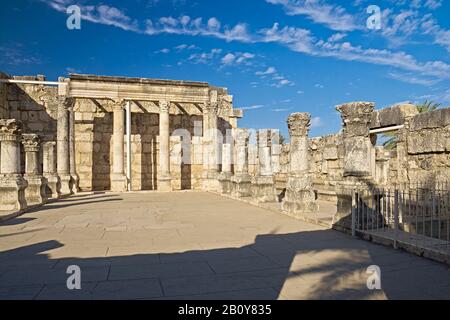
[351,183,450,254]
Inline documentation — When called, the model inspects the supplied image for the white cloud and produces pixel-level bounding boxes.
[154,48,170,54]
[221,52,255,66]
[42,0,140,32]
[266,0,359,31]
[255,66,277,76]
[388,72,439,86]
[145,16,252,42]
[314,84,324,89]
[242,104,265,110]
[187,48,222,64]
[272,108,291,112]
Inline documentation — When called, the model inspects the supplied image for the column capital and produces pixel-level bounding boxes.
[112,99,127,111]
[287,112,311,137]
[22,134,41,153]
[336,101,374,137]
[159,100,170,113]
[0,119,22,141]
[235,128,249,146]
[57,96,75,109]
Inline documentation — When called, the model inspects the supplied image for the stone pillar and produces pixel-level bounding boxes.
[252,129,277,203]
[43,141,60,198]
[57,96,73,195]
[271,130,282,174]
[334,101,374,228]
[158,100,172,191]
[68,104,79,193]
[218,143,233,194]
[281,113,318,216]
[0,119,28,211]
[231,128,252,198]
[22,134,47,205]
[202,90,220,191]
[111,99,127,192]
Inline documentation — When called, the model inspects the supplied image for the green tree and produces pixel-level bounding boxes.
[382,100,441,150]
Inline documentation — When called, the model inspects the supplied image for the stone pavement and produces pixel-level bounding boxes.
[0,191,449,300]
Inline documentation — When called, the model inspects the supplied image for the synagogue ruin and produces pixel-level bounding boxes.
[0,72,449,232]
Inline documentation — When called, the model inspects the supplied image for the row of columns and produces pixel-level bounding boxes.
[0,96,79,211]
[217,113,319,215]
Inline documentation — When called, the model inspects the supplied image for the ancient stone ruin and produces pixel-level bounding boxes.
[0,73,449,230]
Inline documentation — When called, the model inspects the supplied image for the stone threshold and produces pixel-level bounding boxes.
[211,191,332,229]
[333,224,450,266]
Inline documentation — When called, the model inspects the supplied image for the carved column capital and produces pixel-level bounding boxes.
[287,112,311,137]
[159,100,170,113]
[0,119,22,141]
[336,101,374,137]
[112,99,127,112]
[57,96,75,109]
[22,134,41,153]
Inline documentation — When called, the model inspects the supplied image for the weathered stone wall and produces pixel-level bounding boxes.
[3,78,59,174]
[403,108,450,186]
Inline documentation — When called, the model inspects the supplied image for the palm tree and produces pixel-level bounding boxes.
[382,100,441,150]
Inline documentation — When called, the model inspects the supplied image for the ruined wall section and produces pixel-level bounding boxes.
[403,108,450,186]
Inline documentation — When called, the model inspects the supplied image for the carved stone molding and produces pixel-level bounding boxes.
[159,100,170,113]
[234,128,249,146]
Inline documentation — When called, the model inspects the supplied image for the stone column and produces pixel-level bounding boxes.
[252,129,277,203]
[57,96,73,195]
[158,100,172,191]
[0,119,27,211]
[218,143,233,194]
[271,130,282,175]
[281,113,318,216]
[202,90,220,191]
[334,101,374,228]
[111,99,127,192]
[22,134,47,205]
[68,104,79,193]
[43,141,60,198]
[231,128,252,198]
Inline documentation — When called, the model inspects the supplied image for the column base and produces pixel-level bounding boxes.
[59,173,73,195]
[24,174,48,206]
[44,174,61,199]
[281,175,318,217]
[70,174,80,194]
[231,173,252,198]
[111,173,127,192]
[157,176,172,192]
[218,172,232,194]
[251,175,277,203]
[202,171,220,192]
[0,174,28,211]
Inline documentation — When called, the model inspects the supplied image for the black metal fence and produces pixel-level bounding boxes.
[351,183,450,254]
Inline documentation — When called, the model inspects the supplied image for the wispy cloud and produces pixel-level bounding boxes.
[0,46,40,65]
[242,104,264,110]
[42,0,140,32]
[388,72,439,86]
[266,0,360,31]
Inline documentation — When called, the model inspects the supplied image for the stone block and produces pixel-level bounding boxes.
[407,129,446,154]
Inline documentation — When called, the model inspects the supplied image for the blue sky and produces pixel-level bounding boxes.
[1,0,449,138]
